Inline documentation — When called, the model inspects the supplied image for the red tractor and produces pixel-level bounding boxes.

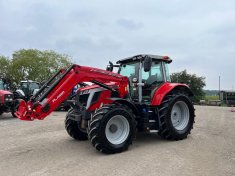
[16,54,195,154]
[0,78,16,117]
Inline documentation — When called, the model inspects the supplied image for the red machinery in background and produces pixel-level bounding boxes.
[0,78,16,117]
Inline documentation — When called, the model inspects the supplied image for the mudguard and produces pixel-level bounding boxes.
[108,98,139,115]
[151,82,193,106]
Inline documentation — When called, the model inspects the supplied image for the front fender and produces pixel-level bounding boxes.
[151,82,193,106]
[108,98,139,115]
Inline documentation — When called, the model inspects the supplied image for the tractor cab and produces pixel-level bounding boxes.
[14,80,40,101]
[116,55,172,103]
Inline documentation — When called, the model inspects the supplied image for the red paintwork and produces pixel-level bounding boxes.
[16,65,129,121]
[151,82,189,106]
[79,82,117,92]
[0,90,12,95]
[0,90,13,103]
[88,90,114,111]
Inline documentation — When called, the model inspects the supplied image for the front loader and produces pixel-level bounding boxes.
[16,54,195,154]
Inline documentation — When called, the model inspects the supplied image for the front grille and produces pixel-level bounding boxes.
[78,91,101,107]
[4,94,14,102]
[91,92,101,104]
[79,94,89,105]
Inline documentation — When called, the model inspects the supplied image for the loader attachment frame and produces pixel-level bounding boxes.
[15,64,129,121]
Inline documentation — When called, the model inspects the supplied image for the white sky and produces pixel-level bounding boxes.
[0,0,234,90]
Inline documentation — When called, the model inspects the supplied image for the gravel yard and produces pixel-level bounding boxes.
[0,106,234,176]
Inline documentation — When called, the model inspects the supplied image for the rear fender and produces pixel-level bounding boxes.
[151,82,193,106]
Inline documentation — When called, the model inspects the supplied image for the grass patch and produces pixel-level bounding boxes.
[205,95,219,101]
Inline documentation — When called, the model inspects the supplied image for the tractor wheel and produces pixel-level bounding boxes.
[11,111,17,118]
[88,105,136,154]
[65,109,88,140]
[158,92,195,140]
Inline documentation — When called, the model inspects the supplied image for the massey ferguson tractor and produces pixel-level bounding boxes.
[0,78,16,117]
[16,54,195,154]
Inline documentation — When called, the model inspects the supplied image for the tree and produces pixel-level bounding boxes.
[171,70,206,102]
[0,56,14,88]
[8,49,72,84]
[0,56,10,78]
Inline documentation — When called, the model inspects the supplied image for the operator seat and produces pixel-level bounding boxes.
[143,74,163,102]
[146,74,158,85]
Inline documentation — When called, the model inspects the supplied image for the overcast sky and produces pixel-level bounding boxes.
[0,0,234,90]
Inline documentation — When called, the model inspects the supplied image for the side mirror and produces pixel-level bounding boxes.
[143,56,152,72]
[106,61,113,72]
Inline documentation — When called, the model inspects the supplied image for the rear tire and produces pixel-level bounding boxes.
[88,105,136,154]
[158,92,195,140]
[65,109,88,140]
[11,111,17,118]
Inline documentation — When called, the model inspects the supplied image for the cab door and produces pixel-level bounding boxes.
[141,61,165,101]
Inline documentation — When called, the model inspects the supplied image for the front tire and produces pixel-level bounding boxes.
[65,109,88,140]
[88,105,136,154]
[11,111,17,118]
[158,92,195,140]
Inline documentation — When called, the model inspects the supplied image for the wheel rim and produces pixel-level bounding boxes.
[105,115,130,145]
[171,101,190,131]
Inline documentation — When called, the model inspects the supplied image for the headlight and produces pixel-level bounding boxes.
[4,94,13,102]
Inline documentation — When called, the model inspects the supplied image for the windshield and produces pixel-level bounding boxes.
[118,62,139,80]
[19,82,40,96]
[19,82,28,90]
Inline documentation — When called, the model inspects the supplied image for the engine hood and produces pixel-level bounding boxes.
[0,90,13,95]
[78,82,117,92]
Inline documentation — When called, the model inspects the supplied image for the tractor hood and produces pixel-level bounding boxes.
[78,82,118,92]
[0,90,13,95]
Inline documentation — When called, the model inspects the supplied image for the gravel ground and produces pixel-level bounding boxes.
[0,106,234,176]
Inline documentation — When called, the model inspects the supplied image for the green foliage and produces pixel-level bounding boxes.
[171,70,206,102]
[1,49,72,85]
[205,95,219,101]
[0,56,10,78]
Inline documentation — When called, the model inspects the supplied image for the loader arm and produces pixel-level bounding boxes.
[16,64,129,121]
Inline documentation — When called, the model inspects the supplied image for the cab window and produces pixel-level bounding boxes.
[142,61,163,85]
[164,63,171,82]
[119,62,139,81]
